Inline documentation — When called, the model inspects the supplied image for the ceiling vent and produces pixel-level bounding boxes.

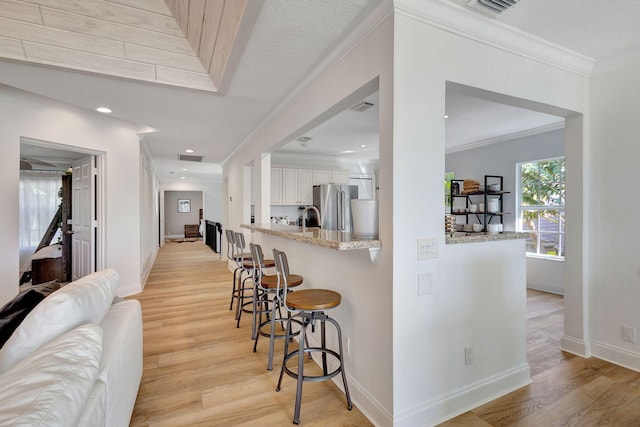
[466,0,520,15]
[178,154,203,162]
[296,136,312,143]
[350,101,374,112]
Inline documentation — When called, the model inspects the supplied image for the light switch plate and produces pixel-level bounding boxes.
[418,238,438,260]
[418,272,434,295]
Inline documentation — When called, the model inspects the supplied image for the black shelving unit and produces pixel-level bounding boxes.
[449,175,510,232]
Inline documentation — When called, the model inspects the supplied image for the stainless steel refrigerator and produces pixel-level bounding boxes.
[312,184,359,232]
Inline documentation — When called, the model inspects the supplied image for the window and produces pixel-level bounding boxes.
[517,157,565,259]
[19,171,62,270]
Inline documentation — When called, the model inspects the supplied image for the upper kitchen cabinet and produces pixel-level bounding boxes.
[312,169,349,185]
[282,168,313,205]
[271,168,283,205]
[331,170,348,184]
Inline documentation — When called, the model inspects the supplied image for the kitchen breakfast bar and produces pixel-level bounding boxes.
[239,223,529,425]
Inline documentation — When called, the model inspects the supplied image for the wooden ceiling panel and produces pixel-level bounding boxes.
[0,36,25,60]
[186,0,207,55]
[0,0,252,93]
[29,0,184,35]
[198,0,225,76]
[209,0,246,89]
[40,8,195,55]
[0,0,43,24]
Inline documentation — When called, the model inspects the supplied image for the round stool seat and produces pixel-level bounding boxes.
[285,289,341,311]
[242,258,275,269]
[260,274,304,289]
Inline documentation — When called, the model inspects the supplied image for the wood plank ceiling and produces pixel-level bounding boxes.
[0,0,249,92]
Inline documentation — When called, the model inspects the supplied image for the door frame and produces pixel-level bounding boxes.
[20,137,106,273]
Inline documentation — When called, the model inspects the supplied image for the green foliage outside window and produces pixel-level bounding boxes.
[519,158,565,258]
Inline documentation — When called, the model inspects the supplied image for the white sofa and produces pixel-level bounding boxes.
[0,269,143,427]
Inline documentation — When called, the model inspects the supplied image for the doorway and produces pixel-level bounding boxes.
[19,138,104,285]
[444,81,585,374]
[162,190,204,242]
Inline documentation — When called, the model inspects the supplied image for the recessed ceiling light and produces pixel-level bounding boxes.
[182,168,189,171]
[96,107,112,113]
[185,149,194,153]
[180,176,186,179]
[444,115,449,119]
[360,144,367,148]
[340,150,356,154]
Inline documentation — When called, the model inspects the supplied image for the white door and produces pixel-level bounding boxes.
[72,155,96,280]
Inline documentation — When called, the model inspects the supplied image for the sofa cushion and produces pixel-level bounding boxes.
[0,323,103,427]
[0,281,62,349]
[0,269,118,373]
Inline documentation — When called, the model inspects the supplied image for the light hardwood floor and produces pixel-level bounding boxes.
[131,242,640,426]
[441,289,640,426]
[129,241,370,427]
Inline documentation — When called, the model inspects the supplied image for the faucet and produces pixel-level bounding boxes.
[302,205,320,232]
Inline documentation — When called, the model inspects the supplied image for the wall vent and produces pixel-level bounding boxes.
[467,0,520,15]
[178,154,203,162]
[350,101,374,112]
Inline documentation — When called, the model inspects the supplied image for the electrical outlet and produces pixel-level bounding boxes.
[465,347,473,365]
[418,238,438,260]
[623,326,637,343]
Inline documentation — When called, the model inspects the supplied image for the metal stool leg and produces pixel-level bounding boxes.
[293,318,308,425]
[328,317,353,411]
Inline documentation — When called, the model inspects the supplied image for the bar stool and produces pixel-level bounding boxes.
[234,232,275,328]
[249,243,304,370]
[225,229,249,312]
[272,249,352,425]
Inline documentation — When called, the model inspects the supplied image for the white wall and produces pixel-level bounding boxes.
[446,129,566,294]
[0,84,142,304]
[224,14,394,426]
[164,190,203,237]
[392,0,586,424]
[588,61,640,370]
[140,143,160,290]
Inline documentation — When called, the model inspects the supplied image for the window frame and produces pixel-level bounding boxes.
[516,156,565,261]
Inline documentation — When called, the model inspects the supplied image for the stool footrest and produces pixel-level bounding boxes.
[281,348,343,383]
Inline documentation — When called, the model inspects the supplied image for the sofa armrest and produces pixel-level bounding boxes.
[99,300,143,427]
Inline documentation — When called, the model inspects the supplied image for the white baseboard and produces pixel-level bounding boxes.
[560,334,591,357]
[591,340,640,372]
[301,333,393,427]
[142,247,159,291]
[394,364,531,427]
[117,281,143,297]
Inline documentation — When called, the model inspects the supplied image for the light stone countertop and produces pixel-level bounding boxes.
[445,231,529,245]
[241,223,381,251]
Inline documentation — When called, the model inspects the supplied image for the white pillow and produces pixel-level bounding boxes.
[0,269,118,373]
[0,323,103,427]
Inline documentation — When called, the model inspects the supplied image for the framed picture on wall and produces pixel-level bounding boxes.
[177,199,191,213]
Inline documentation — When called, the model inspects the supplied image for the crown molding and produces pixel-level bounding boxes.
[446,121,565,154]
[592,47,640,76]
[394,0,595,77]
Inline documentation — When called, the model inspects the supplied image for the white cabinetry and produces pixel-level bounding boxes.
[312,170,331,185]
[276,168,313,205]
[331,170,348,184]
[271,168,282,205]
[312,169,349,185]
[298,169,313,204]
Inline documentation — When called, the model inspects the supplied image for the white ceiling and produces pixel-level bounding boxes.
[6,0,640,183]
